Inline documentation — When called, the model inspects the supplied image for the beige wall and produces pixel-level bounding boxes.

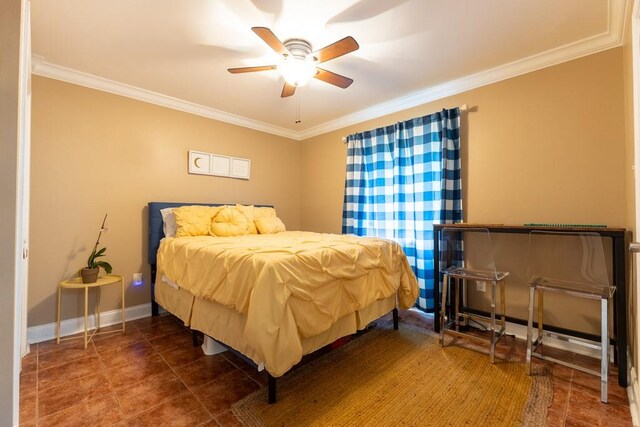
[29,76,301,326]
[300,48,627,333]
[0,0,22,423]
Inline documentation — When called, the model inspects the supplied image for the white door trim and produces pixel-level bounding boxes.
[14,0,30,425]
[630,1,640,425]
[18,0,31,360]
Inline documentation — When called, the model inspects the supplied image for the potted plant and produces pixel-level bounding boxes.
[80,214,113,283]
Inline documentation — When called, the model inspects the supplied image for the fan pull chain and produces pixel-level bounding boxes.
[295,92,301,124]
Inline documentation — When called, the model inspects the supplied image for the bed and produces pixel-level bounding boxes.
[148,202,419,402]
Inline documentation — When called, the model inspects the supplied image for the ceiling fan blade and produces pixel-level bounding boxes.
[252,27,290,57]
[281,82,296,98]
[314,68,354,89]
[227,65,277,74]
[311,36,359,63]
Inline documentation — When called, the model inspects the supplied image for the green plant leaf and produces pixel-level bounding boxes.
[87,246,108,267]
[94,261,112,275]
[87,249,97,267]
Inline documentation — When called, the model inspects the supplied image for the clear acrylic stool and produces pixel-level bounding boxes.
[525,231,616,403]
[439,228,510,363]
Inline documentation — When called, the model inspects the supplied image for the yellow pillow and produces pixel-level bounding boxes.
[173,205,222,237]
[210,207,251,237]
[254,206,277,220]
[255,217,286,234]
[235,204,258,234]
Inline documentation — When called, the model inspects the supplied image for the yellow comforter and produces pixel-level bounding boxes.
[157,231,418,376]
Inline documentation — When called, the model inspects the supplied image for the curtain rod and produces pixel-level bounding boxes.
[342,104,469,143]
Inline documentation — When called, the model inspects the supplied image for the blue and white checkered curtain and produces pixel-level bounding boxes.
[342,108,463,311]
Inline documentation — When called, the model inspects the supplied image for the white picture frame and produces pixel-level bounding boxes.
[188,150,211,175]
[230,158,251,180]
[210,154,231,177]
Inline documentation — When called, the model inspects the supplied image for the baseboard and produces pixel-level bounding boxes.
[412,309,613,360]
[503,320,614,361]
[27,304,619,360]
[628,363,640,427]
[27,303,153,344]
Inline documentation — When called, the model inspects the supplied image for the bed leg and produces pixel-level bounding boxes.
[191,330,199,347]
[393,308,399,330]
[151,265,158,316]
[151,301,159,317]
[267,374,277,404]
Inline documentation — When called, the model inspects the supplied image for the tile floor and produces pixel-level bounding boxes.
[19,310,633,426]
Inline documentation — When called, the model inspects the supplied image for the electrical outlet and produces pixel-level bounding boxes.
[133,273,143,287]
[476,281,486,292]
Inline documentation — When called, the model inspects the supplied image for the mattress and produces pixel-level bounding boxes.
[156,231,419,376]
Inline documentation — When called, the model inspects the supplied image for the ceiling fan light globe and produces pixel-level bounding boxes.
[277,57,317,87]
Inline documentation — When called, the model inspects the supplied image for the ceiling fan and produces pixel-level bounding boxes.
[228,27,359,98]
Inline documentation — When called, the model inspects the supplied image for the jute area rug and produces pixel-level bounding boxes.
[232,325,552,426]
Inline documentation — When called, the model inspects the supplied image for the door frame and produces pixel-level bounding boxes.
[13,0,30,423]
[630,7,640,427]
[633,0,640,371]
[18,0,31,359]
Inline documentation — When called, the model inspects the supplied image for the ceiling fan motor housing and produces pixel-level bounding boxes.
[283,39,314,61]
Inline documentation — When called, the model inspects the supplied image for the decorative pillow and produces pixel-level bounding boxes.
[210,206,251,237]
[254,206,277,220]
[235,204,258,234]
[160,207,178,237]
[255,217,286,234]
[173,205,222,237]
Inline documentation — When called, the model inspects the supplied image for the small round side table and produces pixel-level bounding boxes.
[56,274,125,349]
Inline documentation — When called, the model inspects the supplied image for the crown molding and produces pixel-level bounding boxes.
[30,55,300,140]
[31,0,627,142]
[299,0,627,140]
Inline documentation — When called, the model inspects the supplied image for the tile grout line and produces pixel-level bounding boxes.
[155,330,219,425]
[118,320,176,424]
[163,329,234,425]
[35,320,168,425]
[34,329,125,425]
[129,317,213,424]
[215,353,266,426]
[154,325,262,425]
[561,359,574,426]
[93,332,129,427]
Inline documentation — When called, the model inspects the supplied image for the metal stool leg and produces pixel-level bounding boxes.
[526,286,536,375]
[489,280,497,364]
[454,278,460,332]
[461,278,468,327]
[538,290,544,348]
[439,274,449,347]
[601,297,608,403]
[500,280,506,330]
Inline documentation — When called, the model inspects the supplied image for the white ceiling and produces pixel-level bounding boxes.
[31,0,627,140]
